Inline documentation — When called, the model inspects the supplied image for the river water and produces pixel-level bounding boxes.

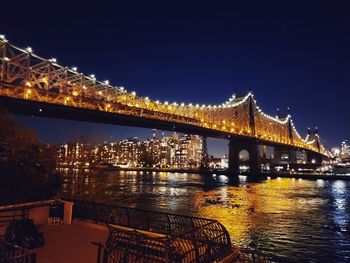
[60,169,350,262]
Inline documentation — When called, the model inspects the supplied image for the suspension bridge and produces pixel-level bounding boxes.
[0,35,328,174]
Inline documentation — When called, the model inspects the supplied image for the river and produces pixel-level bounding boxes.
[60,169,350,262]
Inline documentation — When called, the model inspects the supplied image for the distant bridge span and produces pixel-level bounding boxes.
[0,36,327,173]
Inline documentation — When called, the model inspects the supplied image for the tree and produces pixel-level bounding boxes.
[0,107,61,205]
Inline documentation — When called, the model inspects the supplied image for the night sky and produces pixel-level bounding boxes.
[2,1,349,156]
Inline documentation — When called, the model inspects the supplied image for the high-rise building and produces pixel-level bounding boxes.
[56,131,203,169]
[56,136,91,167]
[340,140,350,161]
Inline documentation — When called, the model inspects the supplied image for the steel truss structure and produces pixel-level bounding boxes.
[0,36,326,155]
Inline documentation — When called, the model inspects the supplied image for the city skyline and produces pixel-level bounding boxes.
[14,114,349,158]
[14,115,229,156]
[55,132,205,169]
[2,1,349,150]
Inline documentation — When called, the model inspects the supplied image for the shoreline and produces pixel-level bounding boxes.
[57,166,350,181]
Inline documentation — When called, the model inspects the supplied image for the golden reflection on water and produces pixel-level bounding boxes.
[195,177,332,247]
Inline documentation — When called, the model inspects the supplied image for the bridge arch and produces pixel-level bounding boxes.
[238,149,250,172]
[239,149,250,161]
[306,152,323,164]
[274,147,297,164]
[280,153,290,161]
[228,138,260,174]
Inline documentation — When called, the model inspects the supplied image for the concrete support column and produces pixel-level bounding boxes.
[262,145,267,160]
[306,151,322,164]
[228,138,239,174]
[274,147,297,163]
[289,150,297,163]
[228,138,261,175]
[248,143,260,174]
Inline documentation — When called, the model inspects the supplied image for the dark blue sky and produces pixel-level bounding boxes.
[2,1,349,155]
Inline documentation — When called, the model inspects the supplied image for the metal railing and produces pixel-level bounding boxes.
[0,242,36,263]
[69,199,233,263]
[92,241,120,263]
[0,209,28,230]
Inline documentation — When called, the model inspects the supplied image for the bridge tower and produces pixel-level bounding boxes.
[227,94,260,175]
[248,95,256,135]
[273,108,297,167]
[306,127,323,164]
[288,118,294,144]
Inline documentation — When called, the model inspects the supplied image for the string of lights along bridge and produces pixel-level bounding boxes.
[0,35,326,158]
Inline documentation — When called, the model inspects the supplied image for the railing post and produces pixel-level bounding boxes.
[91,241,103,263]
[63,201,74,224]
[126,208,130,226]
[96,243,102,263]
[31,252,37,263]
[191,230,200,263]
[164,239,169,263]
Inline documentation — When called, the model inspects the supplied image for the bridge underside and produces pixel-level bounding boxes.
[0,95,234,139]
[0,96,326,174]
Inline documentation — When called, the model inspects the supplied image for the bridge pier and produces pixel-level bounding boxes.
[274,147,297,163]
[306,151,323,164]
[228,138,261,175]
[271,147,299,172]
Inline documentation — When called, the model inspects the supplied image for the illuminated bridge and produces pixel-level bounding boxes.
[0,35,327,174]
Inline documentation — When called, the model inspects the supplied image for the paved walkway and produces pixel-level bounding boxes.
[35,221,108,263]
